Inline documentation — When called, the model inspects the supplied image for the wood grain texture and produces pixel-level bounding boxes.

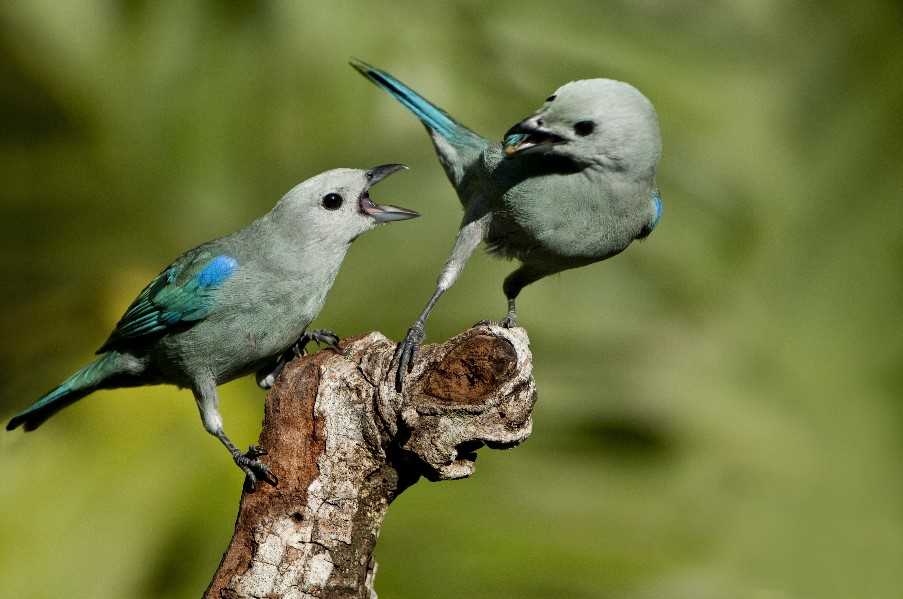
[205,324,535,599]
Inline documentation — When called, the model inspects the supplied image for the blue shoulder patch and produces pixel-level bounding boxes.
[636,190,663,240]
[196,255,238,288]
[504,132,529,148]
[651,190,663,229]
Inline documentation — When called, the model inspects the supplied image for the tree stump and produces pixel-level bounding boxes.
[205,324,536,599]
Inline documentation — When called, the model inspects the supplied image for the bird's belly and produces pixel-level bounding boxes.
[152,302,317,385]
[492,168,653,264]
[488,210,636,265]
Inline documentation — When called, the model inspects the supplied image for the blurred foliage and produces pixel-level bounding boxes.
[2,1,902,598]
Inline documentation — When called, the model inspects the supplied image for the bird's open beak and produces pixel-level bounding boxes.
[502,118,566,157]
[360,163,420,223]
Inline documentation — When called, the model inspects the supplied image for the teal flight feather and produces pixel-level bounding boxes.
[97,254,237,352]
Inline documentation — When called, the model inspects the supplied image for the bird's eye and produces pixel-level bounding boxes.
[574,120,595,136]
[546,94,557,102]
[322,193,343,210]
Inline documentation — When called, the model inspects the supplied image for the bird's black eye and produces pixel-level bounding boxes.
[546,94,557,102]
[322,193,343,210]
[574,120,595,136]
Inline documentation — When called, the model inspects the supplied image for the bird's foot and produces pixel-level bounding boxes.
[393,322,425,392]
[292,328,341,357]
[256,329,341,390]
[475,298,518,329]
[473,312,518,329]
[498,311,518,328]
[234,445,278,491]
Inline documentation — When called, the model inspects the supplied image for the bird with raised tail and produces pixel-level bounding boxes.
[351,60,664,391]
[6,164,418,489]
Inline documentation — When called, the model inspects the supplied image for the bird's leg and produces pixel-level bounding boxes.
[499,297,519,328]
[256,328,341,389]
[193,377,277,490]
[474,295,518,328]
[483,264,550,329]
[394,289,443,391]
[394,213,490,392]
[255,359,283,389]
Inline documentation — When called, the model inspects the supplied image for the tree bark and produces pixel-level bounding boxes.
[205,324,536,599]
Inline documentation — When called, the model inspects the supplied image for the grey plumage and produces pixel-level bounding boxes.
[351,61,663,390]
[6,164,418,488]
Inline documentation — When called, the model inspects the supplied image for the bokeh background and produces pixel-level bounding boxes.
[2,2,902,597]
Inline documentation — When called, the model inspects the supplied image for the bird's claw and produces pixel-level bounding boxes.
[257,330,341,390]
[311,329,342,353]
[393,323,425,392]
[235,445,278,491]
[245,444,267,459]
[498,312,518,328]
[473,313,518,329]
[293,329,341,357]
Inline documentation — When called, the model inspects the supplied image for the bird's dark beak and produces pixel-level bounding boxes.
[360,163,420,223]
[502,118,566,157]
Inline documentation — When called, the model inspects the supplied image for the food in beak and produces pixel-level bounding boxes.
[503,129,566,156]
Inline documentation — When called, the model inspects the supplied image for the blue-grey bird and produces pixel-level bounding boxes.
[6,164,417,488]
[350,60,663,390]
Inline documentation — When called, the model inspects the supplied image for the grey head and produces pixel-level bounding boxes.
[502,79,661,178]
[268,163,419,245]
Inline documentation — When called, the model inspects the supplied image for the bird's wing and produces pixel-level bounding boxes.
[350,59,489,188]
[97,252,238,353]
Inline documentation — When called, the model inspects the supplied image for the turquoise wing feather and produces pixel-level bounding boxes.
[97,254,238,352]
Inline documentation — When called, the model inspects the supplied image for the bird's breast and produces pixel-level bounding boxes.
[491,173,648,263]
[152,270,334,384]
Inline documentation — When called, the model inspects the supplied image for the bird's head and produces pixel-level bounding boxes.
[274,164,419,243]
[502,79,661,177]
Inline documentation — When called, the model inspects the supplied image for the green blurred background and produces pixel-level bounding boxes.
[2,2,902,597]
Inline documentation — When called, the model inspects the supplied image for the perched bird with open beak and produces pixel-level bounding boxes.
[351,60,663,391]
[6,164,418,489]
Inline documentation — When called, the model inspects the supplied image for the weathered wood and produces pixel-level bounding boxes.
[205,324,536,599]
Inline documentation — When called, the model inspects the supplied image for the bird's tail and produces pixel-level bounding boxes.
[6,352,127,432]
[350,58,485,148]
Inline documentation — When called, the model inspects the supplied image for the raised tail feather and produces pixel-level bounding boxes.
[350,58,485,148]
[6,352,123,432]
